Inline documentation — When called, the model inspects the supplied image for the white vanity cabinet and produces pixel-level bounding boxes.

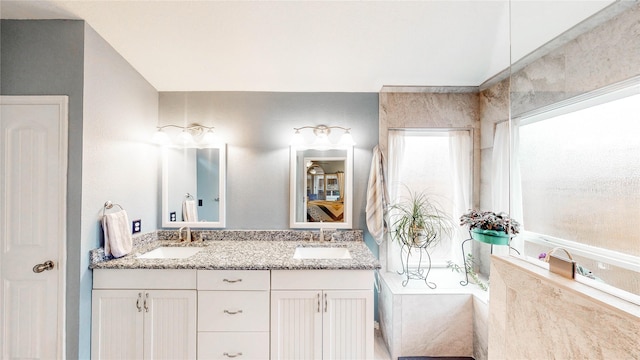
[91,269,197,360]
[197,270,270,360]
[270,270,374,360]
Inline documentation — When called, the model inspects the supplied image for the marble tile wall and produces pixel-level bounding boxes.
[489,256,640,359]
[378,87,486,360]
[510,2,640,117]
[472,297,489,360]
[378,87,481,273]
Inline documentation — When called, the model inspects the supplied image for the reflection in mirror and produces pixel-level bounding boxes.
[290,148,353,229]
[162,145,226,228]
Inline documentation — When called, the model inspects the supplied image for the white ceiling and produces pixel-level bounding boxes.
[0,0,614,92]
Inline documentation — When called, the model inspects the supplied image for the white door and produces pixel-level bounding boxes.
[271,290,323,360]
[0,96,68,359]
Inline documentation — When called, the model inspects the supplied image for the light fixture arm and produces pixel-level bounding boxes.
[157,123,214,136]
[153,123,216,147]
[293,125,351,134]
[291,124,355,148]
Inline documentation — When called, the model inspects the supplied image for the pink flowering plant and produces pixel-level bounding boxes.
[459,209,520,235]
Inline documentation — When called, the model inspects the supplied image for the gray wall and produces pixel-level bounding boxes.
[1,20,159,358]
[1,19,86,359]
[159,92,379,250]
[81,23,159,359]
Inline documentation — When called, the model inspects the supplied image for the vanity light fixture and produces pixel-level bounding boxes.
[152,123,216,147]
[291,125,355,149]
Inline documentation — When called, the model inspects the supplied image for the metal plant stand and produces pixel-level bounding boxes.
[397,242,436,289]
[459,231,520,286]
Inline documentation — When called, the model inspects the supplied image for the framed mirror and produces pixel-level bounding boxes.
[161,145,226,228]
[290,147,353,229]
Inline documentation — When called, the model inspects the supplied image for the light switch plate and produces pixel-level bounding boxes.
[132,219,141,234]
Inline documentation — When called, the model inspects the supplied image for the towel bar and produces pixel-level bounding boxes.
[103,201,124,216]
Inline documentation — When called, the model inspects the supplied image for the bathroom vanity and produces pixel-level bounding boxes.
[89,231,379,360]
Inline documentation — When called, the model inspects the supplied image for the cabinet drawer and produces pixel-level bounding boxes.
[271,270,373,290]
[197,270,270,290]
[93,269,197,289]
[198,332,269,360]
[198,291,269,331]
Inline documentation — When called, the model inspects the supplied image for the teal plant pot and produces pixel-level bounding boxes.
[470,228,510,245]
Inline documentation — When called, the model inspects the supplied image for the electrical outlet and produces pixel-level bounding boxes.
[170,212,176,222]
[198,199,203,206]
[132,219,141,234]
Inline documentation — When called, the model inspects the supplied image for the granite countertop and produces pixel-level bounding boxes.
[90,231,380,271]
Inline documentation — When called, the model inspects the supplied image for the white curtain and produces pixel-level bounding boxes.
[449,131,472,264]
[386,130,405,272]
[491,121,523,254]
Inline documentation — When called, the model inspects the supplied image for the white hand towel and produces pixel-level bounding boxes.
[102,209,133,258]
[366,145,389,245]
[182,199,198,222]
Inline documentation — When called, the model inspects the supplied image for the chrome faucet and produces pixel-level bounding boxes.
[305,232,314,241]
[179,226,192,242]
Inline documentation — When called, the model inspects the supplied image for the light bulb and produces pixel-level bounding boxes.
[200,129,215,146]
[176,129,195,146]
[339,131,355,146]
[152,129,171,146]
[291,130,304,147]
[312,133,331,150]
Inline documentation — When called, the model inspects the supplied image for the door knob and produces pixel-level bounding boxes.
[33,260,55,273]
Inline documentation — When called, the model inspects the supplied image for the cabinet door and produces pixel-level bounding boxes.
[323,290,374,360]
[91,290,144,360]
[143,290,197,360]
[271,291,323,360]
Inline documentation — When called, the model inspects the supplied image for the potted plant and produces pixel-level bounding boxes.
[389,190,453,249]
[459,209,520,245]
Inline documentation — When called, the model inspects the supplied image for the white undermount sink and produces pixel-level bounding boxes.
[137,247,203,259]
[293,247,351,259]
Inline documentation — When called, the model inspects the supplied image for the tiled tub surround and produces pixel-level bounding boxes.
[90,229,379,270]
[378,270,489,360]
[489,255,640,359]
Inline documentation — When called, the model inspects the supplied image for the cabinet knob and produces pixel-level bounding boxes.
[144,293,150,312]
[324,293,328,313]
[136,293,143,312]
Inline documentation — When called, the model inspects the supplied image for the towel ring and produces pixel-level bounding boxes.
[103,201,124,216]
[185,193,195,200]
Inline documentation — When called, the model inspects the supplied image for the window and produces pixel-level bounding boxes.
[387,129,472,270]
[516,80,640,300]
